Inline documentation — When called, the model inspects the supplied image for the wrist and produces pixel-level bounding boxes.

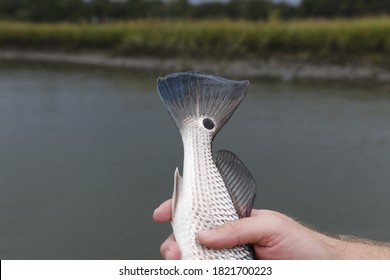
[314,233,343,259]
[326,235,390,259]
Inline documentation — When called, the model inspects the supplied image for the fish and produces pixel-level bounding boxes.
[157,71,257,260]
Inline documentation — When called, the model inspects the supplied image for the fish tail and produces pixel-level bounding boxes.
[157,71,249,137]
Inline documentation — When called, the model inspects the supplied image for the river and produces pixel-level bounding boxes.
[0,61,389,259]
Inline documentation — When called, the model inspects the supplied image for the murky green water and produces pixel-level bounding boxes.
[0,61,389,259]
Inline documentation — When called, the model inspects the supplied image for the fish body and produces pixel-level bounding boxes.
[158,72,257,260]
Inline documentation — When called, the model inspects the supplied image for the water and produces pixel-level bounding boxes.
[0,61,389,259]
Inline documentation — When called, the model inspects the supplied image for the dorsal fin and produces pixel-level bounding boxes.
[172,167,182,223]
[214,150,257,218]
[157,71,249,137]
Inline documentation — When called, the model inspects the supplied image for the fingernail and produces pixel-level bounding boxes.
[152,208,158,219]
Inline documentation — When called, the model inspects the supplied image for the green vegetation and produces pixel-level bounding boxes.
[1,1,389,63]
[1,18,389,62]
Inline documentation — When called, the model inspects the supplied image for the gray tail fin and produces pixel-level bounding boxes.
[157,71,249,136]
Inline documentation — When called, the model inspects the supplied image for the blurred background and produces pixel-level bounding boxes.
[0,0,389,260]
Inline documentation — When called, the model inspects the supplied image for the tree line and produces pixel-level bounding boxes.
[0,0,389,22]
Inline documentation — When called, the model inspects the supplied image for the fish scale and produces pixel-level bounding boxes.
[158,71,257,260]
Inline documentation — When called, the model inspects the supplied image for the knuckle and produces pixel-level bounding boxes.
[223,220,239,232]
[222,220,245,246]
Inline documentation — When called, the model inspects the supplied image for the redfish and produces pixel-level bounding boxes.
[158,71,257,260]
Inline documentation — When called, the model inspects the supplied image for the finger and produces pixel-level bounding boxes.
[197,218,257,249]
[197,213,274,249]
[160,233,181,260]
[153,199,172,223]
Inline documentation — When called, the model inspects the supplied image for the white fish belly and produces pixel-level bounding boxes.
[172,128,253,260]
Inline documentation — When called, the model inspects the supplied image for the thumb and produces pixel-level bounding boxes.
[197,216,264,249]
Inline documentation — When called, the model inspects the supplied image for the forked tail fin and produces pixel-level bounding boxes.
[157,71,249,137]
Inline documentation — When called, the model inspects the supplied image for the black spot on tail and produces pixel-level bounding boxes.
[203,118,215,130]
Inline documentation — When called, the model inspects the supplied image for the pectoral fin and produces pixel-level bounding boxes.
[214,150,257,218]
[172,167,182,222]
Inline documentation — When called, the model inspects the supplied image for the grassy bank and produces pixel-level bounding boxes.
[0,18,389,62]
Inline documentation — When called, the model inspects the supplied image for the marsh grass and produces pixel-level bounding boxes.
[0,18,389,60]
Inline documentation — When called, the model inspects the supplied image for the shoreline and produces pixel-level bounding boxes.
[1,50,389,82]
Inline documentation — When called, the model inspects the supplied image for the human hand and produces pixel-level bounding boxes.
[152,199,338,260]
[153,199,182,260]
